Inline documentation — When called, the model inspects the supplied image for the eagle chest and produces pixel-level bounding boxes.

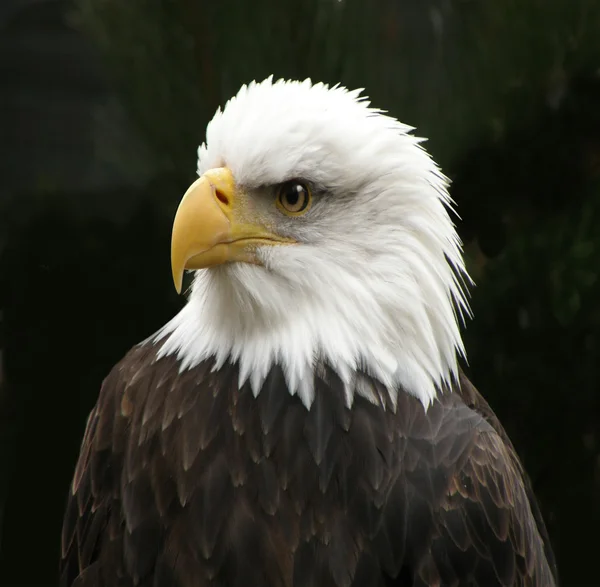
[112,359,460,587]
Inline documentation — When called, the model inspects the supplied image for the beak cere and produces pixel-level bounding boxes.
[170,167,295,293]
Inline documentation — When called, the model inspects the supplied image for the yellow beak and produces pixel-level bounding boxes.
[170,167,294,293]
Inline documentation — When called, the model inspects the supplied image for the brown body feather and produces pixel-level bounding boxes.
[60,342,558,587]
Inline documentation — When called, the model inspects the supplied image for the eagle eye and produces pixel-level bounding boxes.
[276,181,312,216]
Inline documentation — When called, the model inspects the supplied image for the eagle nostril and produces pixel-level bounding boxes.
[215,187,230,208]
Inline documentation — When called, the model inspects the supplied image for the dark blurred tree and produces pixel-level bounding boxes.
[2,0,600,585]
[72,0,600,169]
[0,185,184,583]
[454,73,600,584]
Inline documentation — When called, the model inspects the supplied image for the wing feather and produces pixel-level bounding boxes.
[61,345,558,587]
[411,412,557,586]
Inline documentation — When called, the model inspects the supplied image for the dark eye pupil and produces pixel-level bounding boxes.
[286,185,301,205]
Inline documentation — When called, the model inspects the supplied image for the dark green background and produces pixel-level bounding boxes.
[1,0,599,585]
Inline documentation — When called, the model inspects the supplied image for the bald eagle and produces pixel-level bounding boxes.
[60,78,558,587]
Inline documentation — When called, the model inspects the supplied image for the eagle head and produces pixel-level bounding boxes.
[157,77,471,409]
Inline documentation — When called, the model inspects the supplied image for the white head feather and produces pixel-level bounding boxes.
[155,77,471,410]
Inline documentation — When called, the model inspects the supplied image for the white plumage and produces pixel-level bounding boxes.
[155,77,471,409]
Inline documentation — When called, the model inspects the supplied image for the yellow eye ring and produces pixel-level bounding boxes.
[276,181,312,216]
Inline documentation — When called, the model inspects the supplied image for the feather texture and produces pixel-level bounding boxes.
[60,343,558,587]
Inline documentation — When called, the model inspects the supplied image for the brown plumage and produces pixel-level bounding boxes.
[60,341,558,587]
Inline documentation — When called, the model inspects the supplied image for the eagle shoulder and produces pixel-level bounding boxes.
[396,374,559,587]
[60,342,169,587]
[455,371,559,585]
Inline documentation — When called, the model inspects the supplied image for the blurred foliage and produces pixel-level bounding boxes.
[1,0,600,585]
[72,0,600,172]
[0,183,184,582]
[462,176,600,583]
